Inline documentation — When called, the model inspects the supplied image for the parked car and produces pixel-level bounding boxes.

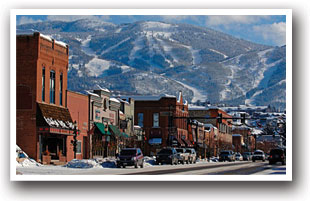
[156,147,178,165]
[242,152,252,161]
[185,148,197,164]
[175,148,190,164]
[116,148,144,168]
[269,148,286,165]
[252,150,266,162]
[235,152,243,161]
[219,150,235,162]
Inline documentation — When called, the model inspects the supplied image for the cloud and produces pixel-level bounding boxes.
[17,16,42,25]
[206,15,270,26]
[253,22,286,46]
[46,15,110,22]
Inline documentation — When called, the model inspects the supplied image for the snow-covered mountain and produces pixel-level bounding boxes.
[17,19,286,110]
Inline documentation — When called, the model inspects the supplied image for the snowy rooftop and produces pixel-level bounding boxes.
[110,98,120,103]
[85,90,100,97]
[121,94,176,101]
[95,84,110,93]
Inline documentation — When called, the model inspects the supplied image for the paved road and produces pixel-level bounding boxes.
[16,161,286,175]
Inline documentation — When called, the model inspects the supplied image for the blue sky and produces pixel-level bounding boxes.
[16,15,286,46]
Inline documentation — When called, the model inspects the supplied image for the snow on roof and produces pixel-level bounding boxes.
[96,84,110,93]
[110,98,120,103]
[251,128,263,135]
[55,40,67,48]
[40,33,53,42]
[121,94,176,101]
[204,123,216,128]
[86,90,100,97]
[232,134,242,137]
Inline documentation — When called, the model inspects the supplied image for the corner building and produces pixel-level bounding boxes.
[16,32,75,164]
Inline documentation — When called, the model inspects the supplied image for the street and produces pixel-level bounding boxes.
[16,160,286,175]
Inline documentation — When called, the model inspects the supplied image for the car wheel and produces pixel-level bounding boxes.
[135,162,138,168]
[252,160,255,162]
[263,160,265,162]
[186,160,189,164]
[122,165,126,168]
[140,162,144,168]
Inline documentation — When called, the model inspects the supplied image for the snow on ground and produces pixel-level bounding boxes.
[16,145,42,167]
[173,79,208,103]
[81,35,96,56]
[85,58,111,77]
[101,37,130,55]
[209,48,228,59]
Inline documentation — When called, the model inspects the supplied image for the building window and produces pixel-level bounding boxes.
[76,141,81,154]
[153,113,159,128]
[49,70,55,104]
[42,67,45,102]
[138,113,144,127]
[59,73,63,105]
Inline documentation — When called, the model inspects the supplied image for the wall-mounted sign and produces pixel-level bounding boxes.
[95,110,100,120]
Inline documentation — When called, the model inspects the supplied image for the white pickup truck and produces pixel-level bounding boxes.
[175,148,190,164]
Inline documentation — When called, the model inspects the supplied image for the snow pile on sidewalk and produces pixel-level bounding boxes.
[65,159,101,169]
[100,157,117,168]
[144,156,156,167]
[16,145,41,167]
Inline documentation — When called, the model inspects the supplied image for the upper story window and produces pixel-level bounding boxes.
[49,70,55,104]
[138,113,144,127]
[153,113,159,128]
[59,73,63,105]
[42,67,45,102]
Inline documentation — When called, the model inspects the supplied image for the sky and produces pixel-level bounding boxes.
[16,15,286,46]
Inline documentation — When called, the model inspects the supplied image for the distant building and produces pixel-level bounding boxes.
[16,32,75,164]
[127,92,190,155]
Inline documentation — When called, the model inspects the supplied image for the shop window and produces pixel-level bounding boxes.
[76,141,81,154]
[138,113,144,127]
[153,113,159,128]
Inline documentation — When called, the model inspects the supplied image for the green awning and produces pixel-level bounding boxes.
[109,125,122,137]
[122,132,129,138]
[94,122,111,135]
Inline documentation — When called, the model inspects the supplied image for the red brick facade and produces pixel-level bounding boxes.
[133,93,189,155]
[16,32,72,163]
[66,91,89,160]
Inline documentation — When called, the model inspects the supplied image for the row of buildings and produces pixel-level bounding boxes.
[16,32,279,165]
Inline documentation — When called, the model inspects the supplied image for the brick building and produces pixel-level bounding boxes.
[232,125,255,153]
[204,124,218,157]
[66,90,89,160]
[129,92,191,156]
[189,107,233,152]
[16,32,75,164]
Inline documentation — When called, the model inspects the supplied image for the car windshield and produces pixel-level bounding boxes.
[158,149,172,154]
[243,152,251,155]
[254,151,263,155]
[176,149,184,153]
[185,149,192,154]
[120,150,136,155]
[220,151,230,155]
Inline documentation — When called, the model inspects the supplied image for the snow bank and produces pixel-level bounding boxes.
[100,157,117,168]
[144,156,156,167]
[65,159,101,169]
[16,145,41,167]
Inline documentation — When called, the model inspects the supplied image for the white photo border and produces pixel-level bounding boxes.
[10,9,292,181]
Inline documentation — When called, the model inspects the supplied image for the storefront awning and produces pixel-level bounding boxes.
[36,102,75,135]
[94,122,111,135]
[109,125,122,137]
[149,138,162,145]
[122,132,129,138]
[182,138,194,147]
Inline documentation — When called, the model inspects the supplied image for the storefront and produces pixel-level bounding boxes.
[36,103,75,164]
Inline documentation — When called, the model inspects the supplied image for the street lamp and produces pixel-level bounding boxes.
[71,120,78,159]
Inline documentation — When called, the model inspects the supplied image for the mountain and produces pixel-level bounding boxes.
[17,19,286,110]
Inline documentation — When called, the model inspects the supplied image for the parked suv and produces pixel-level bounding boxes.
[219,150,235,162]
[252,150,265,162]
[116,148,144,168]
[175,148,190,164]
[185,148,197,164]
[269,148,286,165]
[156,147,178,165]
